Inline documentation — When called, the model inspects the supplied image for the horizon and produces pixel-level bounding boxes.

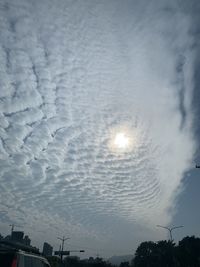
[1,230,200,261]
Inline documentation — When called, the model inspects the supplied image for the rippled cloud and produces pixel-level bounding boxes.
[0,0,198,256]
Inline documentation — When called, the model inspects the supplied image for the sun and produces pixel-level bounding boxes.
[114,132,129,149]
[108,125,137,153]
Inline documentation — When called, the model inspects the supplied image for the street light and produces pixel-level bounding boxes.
[156,225,183,242]
[57,236,70,261]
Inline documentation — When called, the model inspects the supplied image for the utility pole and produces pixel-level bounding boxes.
[57,236,70,261]
[156,225,183,242]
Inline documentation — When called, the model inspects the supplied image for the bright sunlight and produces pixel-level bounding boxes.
[114,132,129,149]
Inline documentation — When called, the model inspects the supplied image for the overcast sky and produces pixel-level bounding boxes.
[0,0,200,258]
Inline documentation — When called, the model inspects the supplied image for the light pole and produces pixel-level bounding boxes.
[156,225,183,242]
[57,236,70,261]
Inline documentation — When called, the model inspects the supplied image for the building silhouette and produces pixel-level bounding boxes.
[43,242,53,256]
[8,231,32,246]
[23,235,31,246]
[11,231,24,242]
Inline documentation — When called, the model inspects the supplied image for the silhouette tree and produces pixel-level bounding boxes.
[176,236,200,267]
[47,256,62,267]
[133,240,176,267]
[63,256,80,267]
[134,241,157,267]
[119,261,130,267]
[133,236,200,267]
[156,240,176,267]
[61,256,114,267]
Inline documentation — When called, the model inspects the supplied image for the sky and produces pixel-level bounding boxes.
[0,0,200,259]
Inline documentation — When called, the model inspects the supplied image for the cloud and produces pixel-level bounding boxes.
[0,0,198,257]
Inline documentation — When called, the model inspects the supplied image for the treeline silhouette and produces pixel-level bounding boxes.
[133,236,200,267]
[47,256,115,267]
[48,235,200,267]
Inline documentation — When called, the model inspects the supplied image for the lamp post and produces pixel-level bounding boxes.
[156,225,183,242]
[57,236,70,261]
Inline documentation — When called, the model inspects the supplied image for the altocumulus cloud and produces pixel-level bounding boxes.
[0,0,198,256]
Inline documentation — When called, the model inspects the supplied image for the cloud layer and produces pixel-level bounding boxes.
[0,0,197,256]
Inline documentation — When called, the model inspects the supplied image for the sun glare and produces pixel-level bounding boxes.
[114,132,129,149]
[108,125,137,153]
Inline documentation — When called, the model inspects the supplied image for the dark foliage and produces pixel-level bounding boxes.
[47,256,62,267]
[176,236,200,267]
[133,236,200,267]
[119,261,130,267]
[48,256,115,267]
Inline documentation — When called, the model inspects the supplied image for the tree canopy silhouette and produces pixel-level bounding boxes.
[133,236,200,267]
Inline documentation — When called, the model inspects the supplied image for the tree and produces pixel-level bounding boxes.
[47,256,62,267]
[134,241,157,267]
[133,240,176,267]
[176,236,200,267]
[63,256,80,267]
[133,236,200,267]
[156,240,176,267]
[120,261,130,267]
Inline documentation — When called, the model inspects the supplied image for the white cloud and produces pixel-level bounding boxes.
[0,0,197,257]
